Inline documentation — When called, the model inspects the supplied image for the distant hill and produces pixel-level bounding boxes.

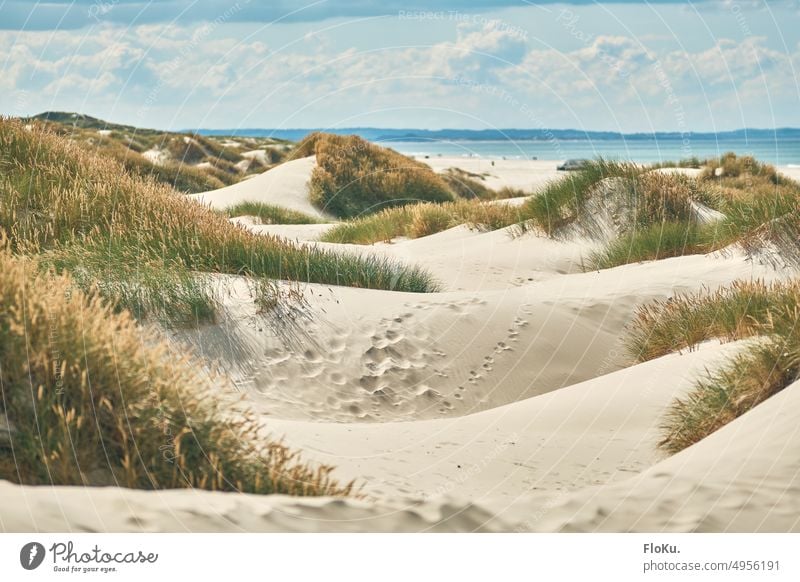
[25,112,293,193]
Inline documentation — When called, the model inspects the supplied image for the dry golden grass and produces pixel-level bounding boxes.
[700,151,782,183]
[295,133,454,218]
[0,248,355,495]
[660,336,798,454]
[31,114,288,193]
[320,198,527,244]
[0,118,438,293]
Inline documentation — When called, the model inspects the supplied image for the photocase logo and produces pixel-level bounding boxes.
[20,542,46,570]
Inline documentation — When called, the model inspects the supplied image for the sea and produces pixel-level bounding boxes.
[381,137,800,166]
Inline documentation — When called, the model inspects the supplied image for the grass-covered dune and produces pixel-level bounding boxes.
[28,112,290,193]
[515,155,800,270]
[625,280,800,454]
[0,118,438,299]
[0,248,354,495]
[293,132,456,218]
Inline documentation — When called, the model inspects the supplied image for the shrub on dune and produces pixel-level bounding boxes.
[296,133,454,218]
[0,250,354,496]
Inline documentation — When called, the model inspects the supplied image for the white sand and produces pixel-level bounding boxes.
[5,341,798,532]
[141,147,168,166]
[237,221,335,242]
[421,157,562,193]
[4,157,799,533]
[779,165,800,182]
[189,155,329,220]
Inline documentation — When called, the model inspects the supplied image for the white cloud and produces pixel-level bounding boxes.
[0,20,797,130]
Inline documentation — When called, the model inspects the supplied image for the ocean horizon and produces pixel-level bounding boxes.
[194,126,800,165]
[384,137,800,165]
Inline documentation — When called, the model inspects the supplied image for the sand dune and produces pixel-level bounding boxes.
[5,156,798,534]
[267,342,748,503]
[186,242,776,422]
[7,341,797,533]
[189,155,328,219]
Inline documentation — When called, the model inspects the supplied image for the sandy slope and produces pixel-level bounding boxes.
[167,234,780,429]
[266,342,747,503]
[5,342,798,532]
[189,155,328,219]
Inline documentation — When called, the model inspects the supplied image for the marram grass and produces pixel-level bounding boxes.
[223,201,322,225]
[518,154,800,270]
[0,249,355,496]
[320,199,529,245]
[0,118,438,293]
[625,279,800,454]
[295,132,454,218]
[626,279,800,363]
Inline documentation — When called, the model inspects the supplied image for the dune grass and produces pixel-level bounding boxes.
[700,151,784,183]
[294,132,454,218]
[626,279,800,362]
[520,159,642,235]
[0,118,438,293]
[623,278,800,453]
[223,201,322,225]
[660,335,798,454]
[650,156,706,169]
[587,222,724,270]
[0,249,354,495]
[31,112,289,193]
[320,199,527,244]
[519,154,800,270]
[39,241,219,328]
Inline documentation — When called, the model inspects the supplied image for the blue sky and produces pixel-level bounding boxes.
[1,1,798,131]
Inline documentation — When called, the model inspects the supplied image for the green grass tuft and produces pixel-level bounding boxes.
[625,278,800,454]
[223,201,322,225]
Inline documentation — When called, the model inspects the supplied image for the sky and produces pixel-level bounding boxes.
[1,1,799,132]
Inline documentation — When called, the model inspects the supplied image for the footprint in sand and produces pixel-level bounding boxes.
[327,337,346,353]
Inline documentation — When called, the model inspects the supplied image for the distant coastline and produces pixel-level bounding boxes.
[192,127,800,164]
[192,126,800,143]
